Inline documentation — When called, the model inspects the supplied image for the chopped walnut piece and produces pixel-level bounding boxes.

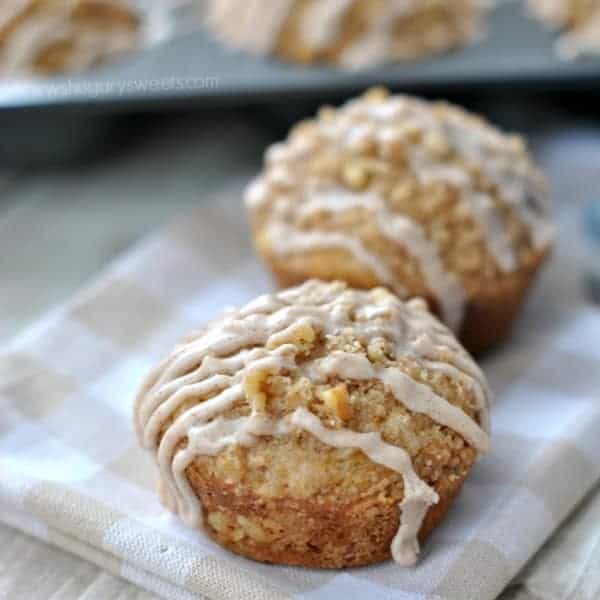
[319,384,353,420]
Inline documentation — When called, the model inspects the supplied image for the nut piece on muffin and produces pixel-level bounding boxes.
[245,88,554,354]
[0,0,139,77]
[528,0,600,59]
[135,280,491,568]
[204,0,485,68]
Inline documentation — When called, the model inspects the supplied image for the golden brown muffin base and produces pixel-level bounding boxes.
[175,464,467,568]
[261,245,549,356]
[459,246,550,354]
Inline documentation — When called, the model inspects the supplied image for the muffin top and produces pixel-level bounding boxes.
[0,0,139,76]
[205,0,482,68]
[135,280,491,566]
[246,88,554,331]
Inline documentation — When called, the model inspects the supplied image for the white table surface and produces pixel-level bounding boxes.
[1,102,599,600]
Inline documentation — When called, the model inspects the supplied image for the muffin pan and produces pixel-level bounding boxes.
[1,1,600,114]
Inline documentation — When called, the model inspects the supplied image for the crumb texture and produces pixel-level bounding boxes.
[136,280,492,567]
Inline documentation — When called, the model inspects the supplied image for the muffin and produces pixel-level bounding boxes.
[135,280,491,568]
[245,88,554,354]
[0,0,139,77]
[528,0,600,58]
[205,0,484,68]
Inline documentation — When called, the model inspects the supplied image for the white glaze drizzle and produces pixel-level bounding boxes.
[337,0,422,68]
[295,187,465,330]
[440,106,554,251]
[266,221,408,298]
[348,95,552,260]
[315,351,489,451]
[136,281,491,567]
[205,0,296,54]
[299,0,354,50]
[288,407,439,566]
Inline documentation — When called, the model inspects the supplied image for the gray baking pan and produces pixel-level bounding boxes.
[1,1,600,115]
[1,1,599,167]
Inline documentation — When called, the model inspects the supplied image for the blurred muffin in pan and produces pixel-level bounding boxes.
[135,280,491,568]
[245,88,554,354]
[528,0,600,58]
[205,0,485,68]
[0,0,139,77]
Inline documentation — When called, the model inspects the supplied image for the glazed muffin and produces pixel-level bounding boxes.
[528,0,600,58]
[135,280,491,568]
[205,0,484,68]
[245,88,554,354]
[0,0,139,77]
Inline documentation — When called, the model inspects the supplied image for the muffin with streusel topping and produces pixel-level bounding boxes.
[205,0,484,68]
[0,0,139,77]
[245,88,554,354]
[135,280,491,568]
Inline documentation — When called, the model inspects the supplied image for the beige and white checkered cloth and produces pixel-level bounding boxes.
[1,192,599,600]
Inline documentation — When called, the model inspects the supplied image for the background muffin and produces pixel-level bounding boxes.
[205,0,484,68]
[245,88,554,353]
[528,0,600,58]
[0,0,139,77]
[136,280,491,568]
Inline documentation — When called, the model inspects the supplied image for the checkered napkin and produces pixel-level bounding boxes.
[1,191,600,600]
